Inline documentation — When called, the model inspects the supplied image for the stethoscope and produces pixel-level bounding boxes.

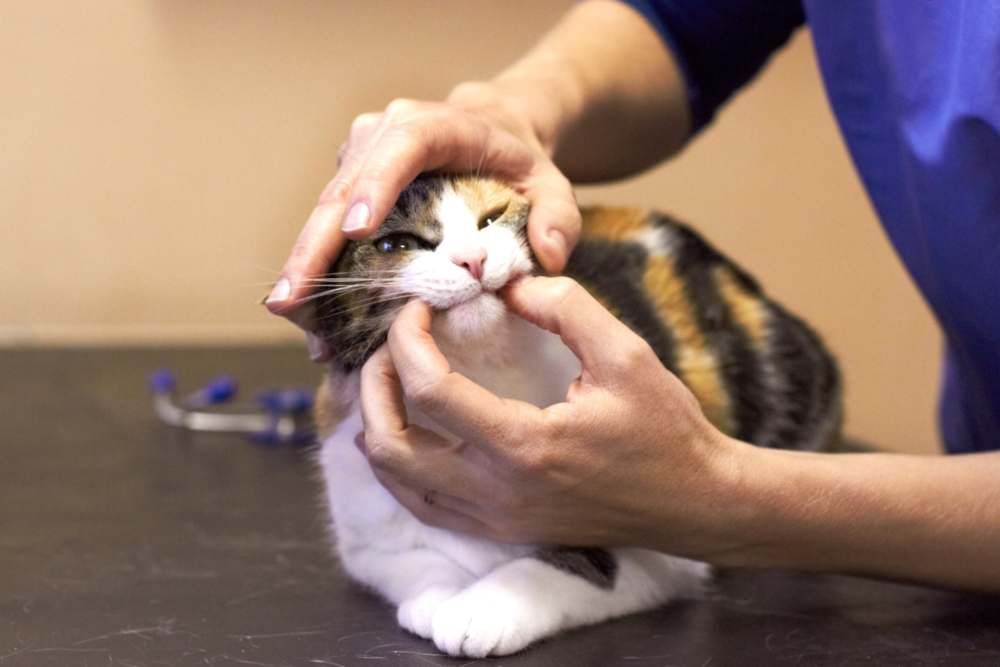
[149,369,315,445]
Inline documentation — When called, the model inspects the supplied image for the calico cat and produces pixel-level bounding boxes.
[312,174,841,657]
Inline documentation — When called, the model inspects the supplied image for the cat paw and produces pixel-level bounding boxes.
[397,587,461,639]
[431,587,545,657]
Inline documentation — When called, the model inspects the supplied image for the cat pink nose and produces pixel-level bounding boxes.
[450,247,486,281]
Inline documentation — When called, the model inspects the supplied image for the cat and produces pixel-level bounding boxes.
[310,174,841,657]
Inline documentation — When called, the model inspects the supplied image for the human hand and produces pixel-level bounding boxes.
[356,276,748,558]
[264,85,582,361]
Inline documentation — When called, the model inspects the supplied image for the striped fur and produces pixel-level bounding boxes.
[567,208,841,451]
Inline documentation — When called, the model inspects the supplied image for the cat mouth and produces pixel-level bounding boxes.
[445,270,526,309]
[441,288,494,310]
[434,290,508,341]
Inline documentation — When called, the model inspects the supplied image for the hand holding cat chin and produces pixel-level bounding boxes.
[264,84,582,362]
[356,275,752,559]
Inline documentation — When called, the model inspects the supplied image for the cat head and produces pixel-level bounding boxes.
[313,175,535,370]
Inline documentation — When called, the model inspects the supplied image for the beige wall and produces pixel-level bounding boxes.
[1,1,941,454]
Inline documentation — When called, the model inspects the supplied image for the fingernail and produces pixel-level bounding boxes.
[341,201,370,233]
[306,332,332,362]
[266,276,292,304]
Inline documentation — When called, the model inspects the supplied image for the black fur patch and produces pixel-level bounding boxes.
[313,175,446,372]
[566,210,840,451]
[565,239,677,372]
[534,547,618,589]
[664,218,768,444]
[761,301,841,449]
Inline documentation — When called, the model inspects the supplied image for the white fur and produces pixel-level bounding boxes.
[319,187,709,657]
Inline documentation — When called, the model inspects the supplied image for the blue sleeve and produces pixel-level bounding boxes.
[621,0,806,131]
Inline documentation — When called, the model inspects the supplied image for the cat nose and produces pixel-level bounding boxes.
[450,247,486,281]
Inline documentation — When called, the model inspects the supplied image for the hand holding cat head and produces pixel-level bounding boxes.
[264,90,582,361]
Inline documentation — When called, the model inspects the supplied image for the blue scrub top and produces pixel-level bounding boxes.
[624,0,1000,453]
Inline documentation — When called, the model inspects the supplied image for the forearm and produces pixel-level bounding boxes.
[448,0,691,182]
[709,442,1000,592]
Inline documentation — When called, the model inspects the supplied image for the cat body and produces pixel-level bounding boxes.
[313,175,840,657]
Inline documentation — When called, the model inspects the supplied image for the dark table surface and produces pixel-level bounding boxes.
[2,347,999,667]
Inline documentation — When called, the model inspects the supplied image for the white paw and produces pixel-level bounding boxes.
[431,587,547,657]
[397,586,461,639]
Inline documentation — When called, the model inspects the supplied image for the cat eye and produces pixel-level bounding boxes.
[373,233,431,254]
[478,205,508,230]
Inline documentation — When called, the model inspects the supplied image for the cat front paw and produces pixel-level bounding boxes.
[397,586,461,639]
[431,587,550,657]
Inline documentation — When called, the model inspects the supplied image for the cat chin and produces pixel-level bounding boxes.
[433,292,508,346]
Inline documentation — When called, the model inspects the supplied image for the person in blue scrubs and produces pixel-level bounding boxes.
[267,1,1000,590]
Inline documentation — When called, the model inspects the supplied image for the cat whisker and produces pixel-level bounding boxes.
[305,278,413,292]
[312,294,410,320]
[298,287,394,304]
[299,279,405,287]
[298,275,403,284]
[308,282,393,293]
[351,304,405,357]
[302,268,409,278]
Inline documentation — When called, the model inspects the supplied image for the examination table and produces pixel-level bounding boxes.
[3,348,999,666]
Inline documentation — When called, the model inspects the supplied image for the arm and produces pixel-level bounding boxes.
[461,0,807,181]
[358,277,1000,593]
[473,0,692,182]
[725,445,1000,591]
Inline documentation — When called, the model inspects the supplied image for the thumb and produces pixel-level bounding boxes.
[502,276,650,385]
[523,168,581,274]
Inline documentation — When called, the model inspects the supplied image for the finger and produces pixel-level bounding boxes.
[502,275,651,385]
[338,111,382,168]
[359,344,408,435]
[265,113,386,315]
[386,299,542,446]
[265,201,349,316]
[361,420,498,507]
[370,469,494,537]
[343,103,537,240]
[522,167,581,274]
[355,433,486,515]
[266,185,358,316]
[359,346,492,496]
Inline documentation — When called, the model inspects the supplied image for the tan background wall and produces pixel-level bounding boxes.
[1,1,940,454]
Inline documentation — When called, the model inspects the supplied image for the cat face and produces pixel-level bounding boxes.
[314,175,534,370]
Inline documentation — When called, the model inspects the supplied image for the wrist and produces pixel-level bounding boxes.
[702,444,856,572]
[687,434,794,568]
[446,57,585,158]
[493,53,587,156]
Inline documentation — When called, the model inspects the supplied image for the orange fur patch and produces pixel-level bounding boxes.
[713,266,768,343]
[451,176,522,223]
[580,206,650,242]
[644,255,734,434]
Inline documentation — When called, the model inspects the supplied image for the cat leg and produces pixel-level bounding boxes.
[430,548,709,657]
[340,545,476,640]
